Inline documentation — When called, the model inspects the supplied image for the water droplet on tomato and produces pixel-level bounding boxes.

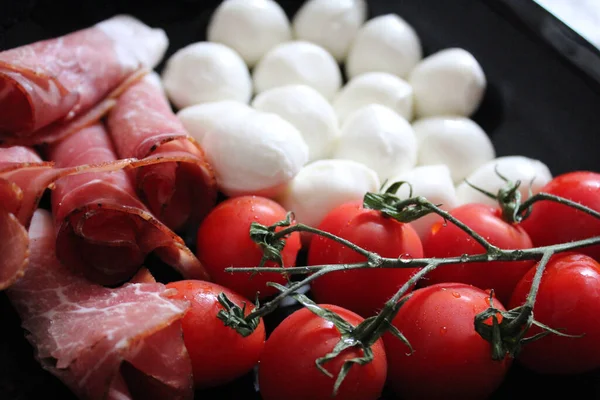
[451,291,461,298]
[399,253,413,263]
[440,326,448,335]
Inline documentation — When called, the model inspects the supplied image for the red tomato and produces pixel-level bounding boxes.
[421,203,534,305]
[166,280,265,388]
[384,283,511,400]
[258,304,387,400]
[508,253,600,374]
[196,196,301,300]
[520,171,600,261]
[307,201,423,317]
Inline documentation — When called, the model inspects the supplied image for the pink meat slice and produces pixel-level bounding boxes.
[107,76,217,232]
[47,123,210,286]
[0,210,29,290]
[0,17,156,145]
[7,209,194,400]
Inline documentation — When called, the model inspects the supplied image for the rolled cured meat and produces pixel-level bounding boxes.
[107,74,217,231]
[7,209,194,400]
[0,145,138,290]
[0,15,168,145]
[48,123,210,286]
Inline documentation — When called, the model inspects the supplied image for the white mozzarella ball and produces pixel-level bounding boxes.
[456,156,553,206]
[292,0,368,62]
[253,41,342,100]
[408,48,486,118]
[252,85,340,162]
[176,101,254,144]
[412,117,495,184]
[278,159,380,231]
[161,42,252,109]
[346,14,422,79]
[207,0,292,67]
[332,72,413,124]
[384,165,459,239]
[331,104,417,182]
[201,109,309,197]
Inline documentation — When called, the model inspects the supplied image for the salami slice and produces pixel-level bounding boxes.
[107,74,217,231]
[48,123,210,286]
[0,15,167,145]
[7,209,194,400]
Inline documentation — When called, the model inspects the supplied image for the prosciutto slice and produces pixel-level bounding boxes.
[0,15,167,145]
[7,209,194,400]
[48,123,210,286]
[107,74,217,232]
[0,145,138,290]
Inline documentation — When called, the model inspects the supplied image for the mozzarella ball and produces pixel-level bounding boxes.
[331,104,417,182]
[332,72,413,124]
[412,117,495,184]
[252,85,340,162]
[207,0,292,67]
[456,156,553,206]
[278,159,380,231]
[161,42,252,109]
[253,41,342,100]
[177,101,254,144]
[346,14,422,79]
[201,109,309,197]
[292,0,368,62]
[409,48,486,117]
[384,165,459,239]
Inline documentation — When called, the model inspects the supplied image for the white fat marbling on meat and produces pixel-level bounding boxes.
[96,15,168,69]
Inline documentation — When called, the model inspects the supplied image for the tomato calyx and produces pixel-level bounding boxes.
[363,181,436,223]
[463,167,528,223]
[249,211,296,269]
[269,282,409,397]
[216,292,261,337]
[474,253,585,361]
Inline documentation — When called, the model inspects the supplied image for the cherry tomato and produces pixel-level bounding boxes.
[508,253,600,374]
[520,171,600,261]
[307,200,423,317]
[196,196,301,300]
[165,280,266,388]
[384,283,511,400]
[421,203,534,304]
[258,304,387,400]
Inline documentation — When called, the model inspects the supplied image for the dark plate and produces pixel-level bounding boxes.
[1,0,600,399]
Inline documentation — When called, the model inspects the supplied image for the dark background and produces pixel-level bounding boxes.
[1,0,600,399]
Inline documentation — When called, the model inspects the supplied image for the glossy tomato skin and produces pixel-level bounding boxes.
[196,196,301,300]
[307,201,423,317]
[520,171,600,261]
[508,253,600,374]
[165,280,266,388]
[258,304,387,400]
[384,283,511,400]
[421,203,534,304]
